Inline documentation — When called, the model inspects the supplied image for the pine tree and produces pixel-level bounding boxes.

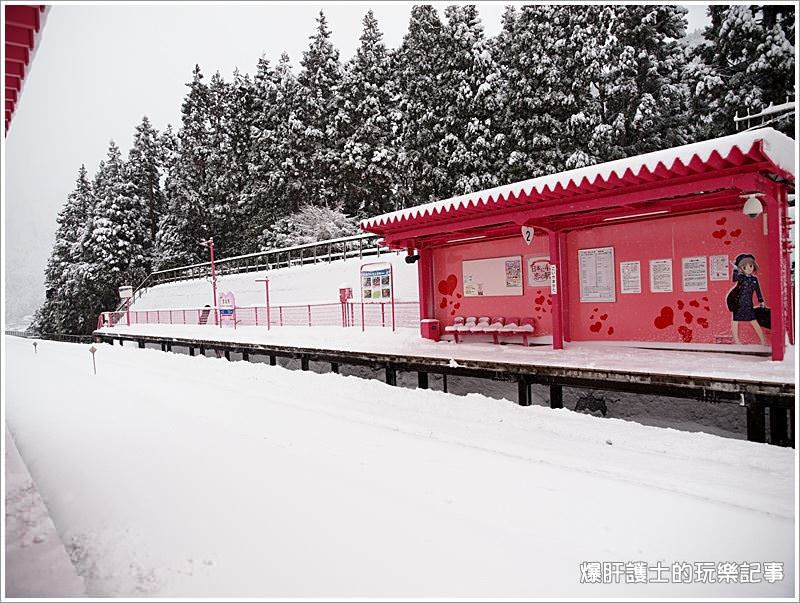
[154,65,211,269]
[686,5,794,138]
[439,5,503,194]
[492,5,571,181]
[589,5,694,160]
[393,5,450,206]
[334,10,397,218]
[295,11,343,209]
[33,165,94,334]
[83,141,149,315]
[127,115,165,269]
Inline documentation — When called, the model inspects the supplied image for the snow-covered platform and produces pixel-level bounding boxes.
[94,325,795,445]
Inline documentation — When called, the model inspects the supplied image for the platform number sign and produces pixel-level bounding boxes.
[521,226,535,246]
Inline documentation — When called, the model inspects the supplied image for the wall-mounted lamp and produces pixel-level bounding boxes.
[405,247,420,264]
[741,193,764,219]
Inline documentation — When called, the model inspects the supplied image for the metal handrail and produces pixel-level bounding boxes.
[117,233,384,310]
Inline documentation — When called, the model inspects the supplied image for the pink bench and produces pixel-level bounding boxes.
[444,315,536,346]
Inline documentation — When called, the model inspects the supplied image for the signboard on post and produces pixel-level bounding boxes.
[360,262,395,331]
[218,291,236,328]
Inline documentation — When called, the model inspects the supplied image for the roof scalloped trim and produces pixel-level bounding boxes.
[361,128,796,230]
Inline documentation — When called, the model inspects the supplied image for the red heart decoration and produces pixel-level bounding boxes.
[730,228,742,238]
[535,306,541,312]
[546,299,552,305]
[654,306,674,329]
[535,295,545,305]
[697,317,709,329]
[703,306,710,312]
[684,311,693,324]
[689,300,700,308]
[600,313,608,321]
[677,300,685,310]
[712,229,727,239]
[702,296,709,302]
[590,321,603,332]
[716,217,727,225]
[724,241,731,245]
[440,297,448,309]
[607,326,614,335]
[678,325,693,342]
[437,274,458,296]
[453,302,460,309]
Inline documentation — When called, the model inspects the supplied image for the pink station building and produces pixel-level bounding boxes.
[361,128,796,361]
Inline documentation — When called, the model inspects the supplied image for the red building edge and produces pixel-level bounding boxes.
[5,5,48,135]
[360,128,796,361]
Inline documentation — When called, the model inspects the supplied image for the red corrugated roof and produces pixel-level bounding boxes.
[5,5,48,134]
[361,128,795,235]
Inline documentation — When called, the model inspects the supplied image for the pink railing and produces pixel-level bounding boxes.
[97,301,420,331]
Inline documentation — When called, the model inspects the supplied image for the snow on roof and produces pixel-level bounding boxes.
[362,128,796,230]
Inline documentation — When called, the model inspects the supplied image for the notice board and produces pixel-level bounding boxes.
[462,256,523,297]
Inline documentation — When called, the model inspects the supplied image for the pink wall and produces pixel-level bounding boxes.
[432,235,554,335]
[567,209,770,344]
[431,209,771,344]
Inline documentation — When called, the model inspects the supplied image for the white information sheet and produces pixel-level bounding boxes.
[649,258,673,293]
[578,246,616,302]
[682,256,708,292]
[619,261,641,294]
[709,255,729,281]
[549,264,558,295]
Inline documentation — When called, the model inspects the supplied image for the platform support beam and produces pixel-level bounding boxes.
[417,371,428,389]
[331,362,339,374]
[518,377,531,406]
[550,384,563,409]
[242,351,249,361]
[385,364,397,386]
[138,340,145,349]
[189,347,195,356]
[769,406,791,447]
[745,395,766,443]
[301,355,309,371]
[269,355,276,366]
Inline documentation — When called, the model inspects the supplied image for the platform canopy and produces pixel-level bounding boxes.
[5,5,48,134]
[361,128,795,250]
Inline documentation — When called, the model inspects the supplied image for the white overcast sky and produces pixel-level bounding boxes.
[2,2,710,324]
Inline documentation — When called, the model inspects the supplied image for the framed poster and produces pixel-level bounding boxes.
[619,261,641,294]
[526,256,550,286]
[578,246,616,302]
[462,256,523,297]
[710,255,729,281]
[682,256,708,292]
[649,259,673,293]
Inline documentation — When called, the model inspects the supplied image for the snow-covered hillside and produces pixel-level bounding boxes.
[131,251,418,310]
[5,335,795,597]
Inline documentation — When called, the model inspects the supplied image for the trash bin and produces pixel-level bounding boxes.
[420,319,440,342]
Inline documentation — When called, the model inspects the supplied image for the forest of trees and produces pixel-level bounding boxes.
[34,4,795,335]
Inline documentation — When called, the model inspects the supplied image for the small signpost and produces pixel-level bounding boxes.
[119,285,133,325]
[88,344,97,375]
[255,278,271,330]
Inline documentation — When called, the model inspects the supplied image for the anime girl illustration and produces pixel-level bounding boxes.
[730,253,767,345]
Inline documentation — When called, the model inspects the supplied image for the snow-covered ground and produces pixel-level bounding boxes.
[5,427,85,597]
[132,251,419,310]
[4,335,795,597]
